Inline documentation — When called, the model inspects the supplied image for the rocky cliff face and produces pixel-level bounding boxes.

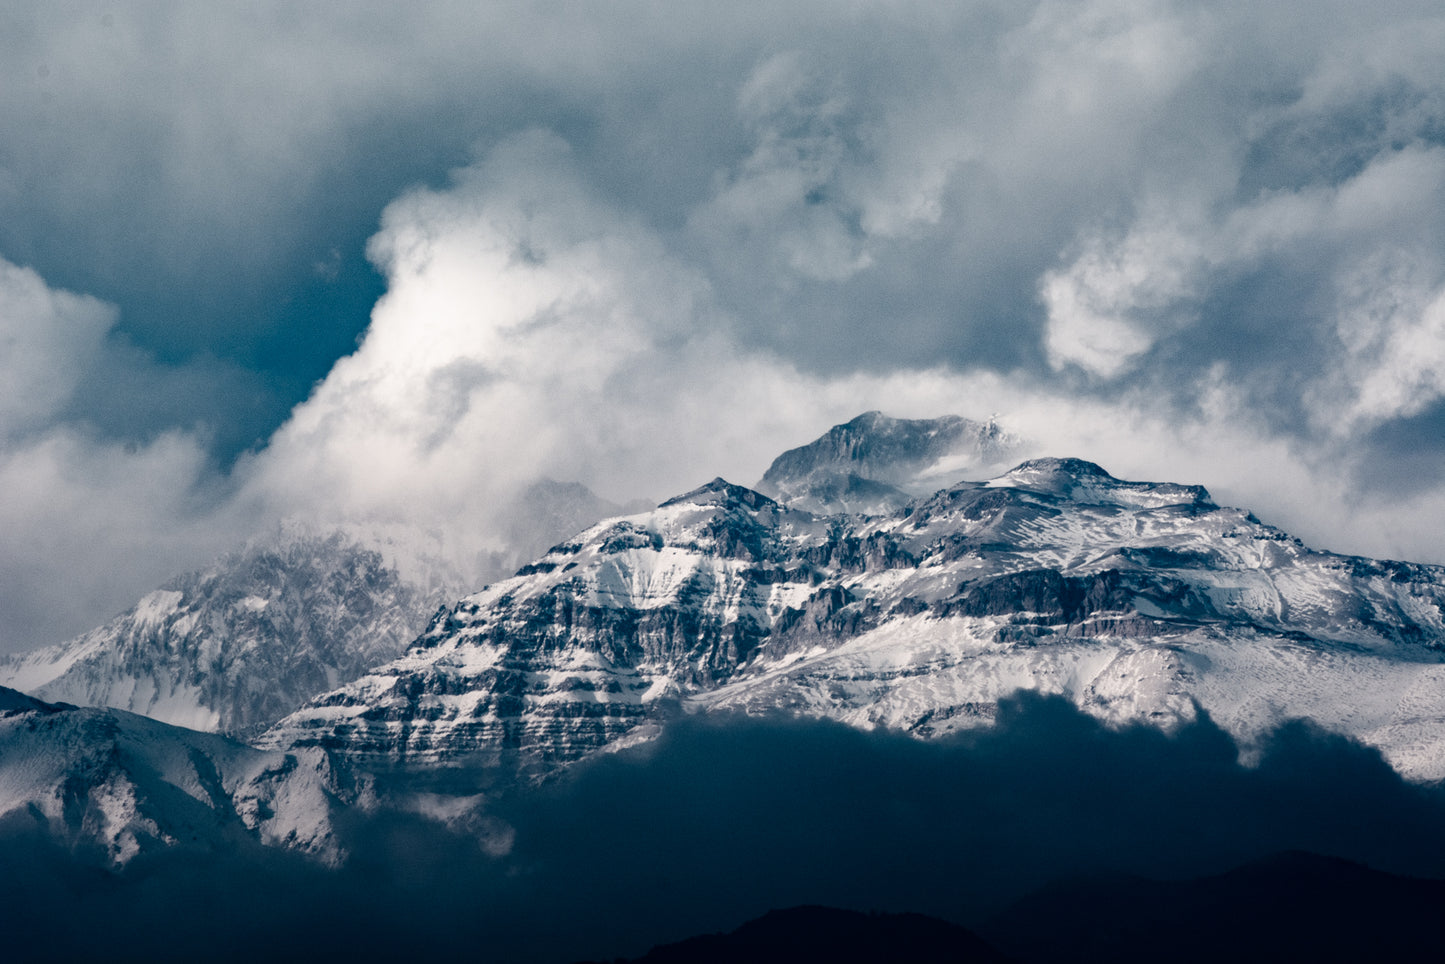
[266,456,1445,785]
[260,479,823,780]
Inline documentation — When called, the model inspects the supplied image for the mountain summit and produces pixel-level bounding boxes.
[756,411,1017,513]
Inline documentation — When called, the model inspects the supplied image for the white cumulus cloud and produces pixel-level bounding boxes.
[0,259,248,650]
[0,258,115,437]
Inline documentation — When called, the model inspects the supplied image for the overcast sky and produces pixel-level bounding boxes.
[4,1,1445,651]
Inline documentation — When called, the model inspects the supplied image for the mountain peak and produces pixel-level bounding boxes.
[660,478,779,512]
[1006,456,1115,480]
[0,530,440,736]
[840,410,898,430]
[1025,456,1105,471]
[757,411,1019,514]
[995,458,1214,509]
[761,412,988,482]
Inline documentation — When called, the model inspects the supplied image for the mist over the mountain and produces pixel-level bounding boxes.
[7,3,1445,653]
[5,694,1443,963]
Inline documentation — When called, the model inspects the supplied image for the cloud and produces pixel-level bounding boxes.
[243,131,1002,583]
[1040,214,1203,378]
[240,96,1445,590]
[690,51,875,283]
[1327,250,1445,431]
[8,2,1445,648]
[6,1,1445,393]
[0,428,245,650]
[247,133,719,525]
[0,258,114,438]
[1031,123,1445,487]
[0,258,250,651]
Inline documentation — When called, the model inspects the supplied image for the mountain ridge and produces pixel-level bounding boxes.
[0,530,438,736]
[264,447,1445,790]
[0,684,342,866]
[6,411,1445,870]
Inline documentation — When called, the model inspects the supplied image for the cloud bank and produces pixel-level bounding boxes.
[6,2,1445,648]
[0,260,252,648]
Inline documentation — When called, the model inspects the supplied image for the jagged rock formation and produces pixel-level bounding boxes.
[261,478,819,779]
[266,455,1445,785]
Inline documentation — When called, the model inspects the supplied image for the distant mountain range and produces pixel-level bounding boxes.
[0,530,435,737]
[596,853,1445,964]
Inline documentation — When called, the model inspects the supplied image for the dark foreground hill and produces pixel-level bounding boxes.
[592,853,1444,964]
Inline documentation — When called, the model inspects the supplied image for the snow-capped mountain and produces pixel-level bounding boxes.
[0,685,341,866]
[9,412,1445,868]
[755,411,1018,514]
[0,479,642,738]
[265,447,1445,787]
[8,407,1445,867]
[0,529,439,737]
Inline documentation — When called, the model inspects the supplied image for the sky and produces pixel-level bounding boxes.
[4,1,1445,652]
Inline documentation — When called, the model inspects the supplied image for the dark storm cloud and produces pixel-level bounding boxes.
[9,1,1440,421]
[1356,401,1445,496]
[0,2,858,448]
[4,694,1444,962]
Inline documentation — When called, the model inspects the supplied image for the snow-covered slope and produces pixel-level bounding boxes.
[756,411,1018,514]
[0,685,341,866]
[266,457,1445,784]
[261,479,823,777]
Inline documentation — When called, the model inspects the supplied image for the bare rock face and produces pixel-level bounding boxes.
[261,478,815,781]
[267,453,1445,787]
